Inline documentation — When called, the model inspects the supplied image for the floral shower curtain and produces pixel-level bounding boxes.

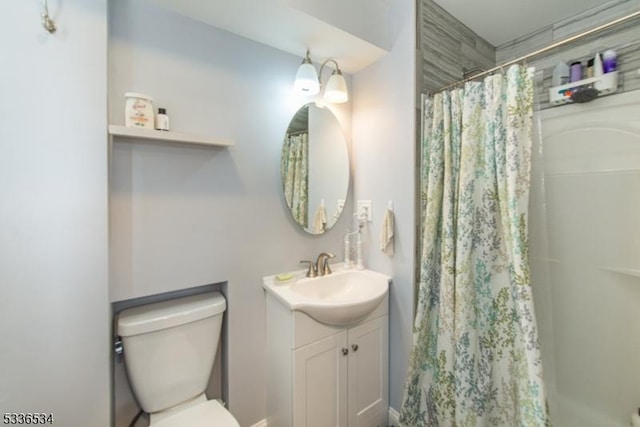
[281,132,309,228]
[400,65,550,427]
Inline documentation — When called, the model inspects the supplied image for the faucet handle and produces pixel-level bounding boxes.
[299,260,317,278]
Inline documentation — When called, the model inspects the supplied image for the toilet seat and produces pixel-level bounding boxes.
[152,400,240,427]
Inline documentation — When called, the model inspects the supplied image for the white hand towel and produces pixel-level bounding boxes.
[380,207,394,255]
[313,204,327,234]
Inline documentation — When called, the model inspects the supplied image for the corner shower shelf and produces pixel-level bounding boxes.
[549,71,618,106]
[599,266,640,278]
[108,125,234,147]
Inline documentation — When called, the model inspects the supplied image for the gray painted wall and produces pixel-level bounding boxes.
[108,1,353,425]
[1,1,418,425]
[0,2,110,426]
[352,0,416,413]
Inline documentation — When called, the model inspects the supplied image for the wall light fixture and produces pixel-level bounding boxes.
[294,50,349,104]
[293,50,320,95]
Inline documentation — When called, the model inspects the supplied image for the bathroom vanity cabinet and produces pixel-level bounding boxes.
[265,292,389,427]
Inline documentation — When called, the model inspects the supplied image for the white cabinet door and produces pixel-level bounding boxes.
[347,316,389,427]
[293,331,349,427]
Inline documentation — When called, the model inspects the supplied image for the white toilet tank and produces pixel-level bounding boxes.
[117,292,226,414]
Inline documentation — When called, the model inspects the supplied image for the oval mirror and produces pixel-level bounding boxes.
[281,103,350,234]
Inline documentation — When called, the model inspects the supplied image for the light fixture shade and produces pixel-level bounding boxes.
[294,62,320,95]
[323,70,348,103]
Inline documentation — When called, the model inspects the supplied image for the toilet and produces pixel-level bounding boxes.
[117,292,240,427]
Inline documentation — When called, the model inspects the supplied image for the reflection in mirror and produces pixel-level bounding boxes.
[281,103,349,234]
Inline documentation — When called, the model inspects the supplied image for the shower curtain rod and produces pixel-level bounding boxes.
[438,9,640,92]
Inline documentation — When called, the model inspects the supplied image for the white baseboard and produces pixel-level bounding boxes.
[250,419,268,427]
[389,407,400,426]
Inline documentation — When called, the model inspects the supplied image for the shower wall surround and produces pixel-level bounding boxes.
[530,89,640,427]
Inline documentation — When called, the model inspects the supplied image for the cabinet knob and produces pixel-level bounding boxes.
[351,344,359,352]
[341,347,349,356]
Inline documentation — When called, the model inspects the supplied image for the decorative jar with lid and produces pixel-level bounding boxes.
[125,93,154,129]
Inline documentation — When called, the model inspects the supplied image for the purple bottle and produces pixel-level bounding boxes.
[570,62,583,82]
[602,50,617,73]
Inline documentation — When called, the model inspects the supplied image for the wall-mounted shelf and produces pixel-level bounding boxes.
[108,125,234,147]
[549,71,618,106]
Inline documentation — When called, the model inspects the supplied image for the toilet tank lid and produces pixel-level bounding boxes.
[117,292,226,337]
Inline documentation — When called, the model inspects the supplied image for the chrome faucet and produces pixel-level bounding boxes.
[315,252,335,276]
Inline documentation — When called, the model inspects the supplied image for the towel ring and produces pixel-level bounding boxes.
[41,0,57,34]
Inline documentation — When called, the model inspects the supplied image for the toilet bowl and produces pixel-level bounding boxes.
[117,292,240,426]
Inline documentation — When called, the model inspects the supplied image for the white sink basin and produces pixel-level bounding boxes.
[263,268,390,326]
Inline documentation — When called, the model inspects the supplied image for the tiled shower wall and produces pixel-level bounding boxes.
[419,0,495,93]
[421,0,640,108]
